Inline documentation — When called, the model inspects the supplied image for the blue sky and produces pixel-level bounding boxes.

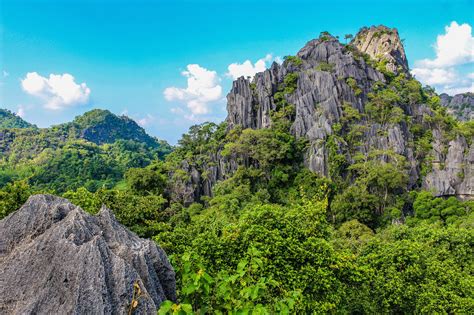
[1,0,473,143]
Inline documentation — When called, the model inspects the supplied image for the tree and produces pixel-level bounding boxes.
[125,163,167,195]
[0,180,32,219]
[344,34,353,44]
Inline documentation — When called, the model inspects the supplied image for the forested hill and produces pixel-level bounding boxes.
[0,109,171,192]
[0,109,36,128]
[69,109,162,146]
[1,25,473,314]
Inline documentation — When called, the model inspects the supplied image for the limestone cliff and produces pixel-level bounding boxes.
[170,25,472,203]
[352,25,409,74]
[440,92,474,121]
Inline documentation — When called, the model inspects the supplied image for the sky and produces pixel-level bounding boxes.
[0,0,473,144]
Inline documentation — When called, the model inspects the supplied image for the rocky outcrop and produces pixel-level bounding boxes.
[0,194,176,314]
[225,30,408,178]
[440,92,474,121]
[352,25,409,74]
[175,25,472,202]
[424,134,473,199]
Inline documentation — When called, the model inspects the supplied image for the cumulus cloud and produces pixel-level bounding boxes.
[410,67,459,85]
[21,72,91,110]
[164,64,222,115]
[442,82,474,95]
[137,114,155,127]
[417,22,474,68]
[16,105,26,118]
[226,54,275,80]
[411,21,474,95]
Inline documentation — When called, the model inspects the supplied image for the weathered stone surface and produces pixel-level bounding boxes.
[440,92,474,121]
[173,25,473,202]
[424,136,474,199]
[0,194,176,314]
[352,25,409,74]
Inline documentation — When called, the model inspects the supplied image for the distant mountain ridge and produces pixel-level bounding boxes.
[440,92,474,121]
[0,109,36,129]
[0,108,169,151]
[68,109,162,147]
[0,108,171,192]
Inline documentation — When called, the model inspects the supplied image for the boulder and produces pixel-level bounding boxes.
[0,194,176,314]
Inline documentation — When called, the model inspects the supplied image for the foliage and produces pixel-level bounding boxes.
[0,109,35,128]
[411,191,473,225]
[63,186,167,237]
[0,180,32,219]
[1,63,473,314]
[283,55,302,67]
[315,61,335,72]
[346,77,362,96]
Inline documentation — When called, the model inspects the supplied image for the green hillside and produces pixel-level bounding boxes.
[0,109,36,128]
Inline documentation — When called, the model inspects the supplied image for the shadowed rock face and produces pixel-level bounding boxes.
[0,194,176,314]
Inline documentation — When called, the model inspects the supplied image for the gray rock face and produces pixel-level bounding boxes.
[440,92,474,121]
[225,32,406,178]
[352,25,409,74]
[424,135,474,199]
[172,25,473,203]
[0,194,176,314]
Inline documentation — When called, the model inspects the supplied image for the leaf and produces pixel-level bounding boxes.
[181,304,193,314]
[158,300,173,315]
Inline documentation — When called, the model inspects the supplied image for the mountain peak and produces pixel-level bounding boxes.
[352,25,408,74]
[71,109,159,146]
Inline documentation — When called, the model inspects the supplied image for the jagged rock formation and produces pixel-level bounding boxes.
[225,27,412,177]
[440,92,474,121]
[352,25,409,74]
[423,134,473,199]
[0,194,176,314]
[170,25,472,203]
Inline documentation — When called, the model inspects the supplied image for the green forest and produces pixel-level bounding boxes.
[1,35,473,313]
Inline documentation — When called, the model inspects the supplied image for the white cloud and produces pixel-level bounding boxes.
[226,54,274,80]
[21,72,91,110]
[16,105,26,118]
[442,82,474,95]
[411,21,474,95]
[164,64,222,115]
[410,67,458,85]
[137,114,155,127]
[416,22,474,68]
[3,70,9,78]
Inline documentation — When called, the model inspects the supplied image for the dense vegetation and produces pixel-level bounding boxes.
[1,57,473,314]
[1,109,472,314]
